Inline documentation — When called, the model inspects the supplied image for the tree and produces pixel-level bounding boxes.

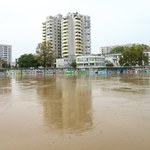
[0,58,11,69]
[140,44,150,52]
[36,41,55,70]
[110,46,129,54]
[119,44,148,66]
[70,60,77,69]
[17,53,39,68]
[2,62,10,68]
[106,63,114,67]
[105,60,114,67]
[0,57,5,68]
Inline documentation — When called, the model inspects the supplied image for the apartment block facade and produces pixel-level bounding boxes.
[42,12,91,59]
[42,14,62,58]
[0,44,12,65]
[61,12,91,59]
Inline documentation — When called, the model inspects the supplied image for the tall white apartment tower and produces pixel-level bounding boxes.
[42,14,62,58]
[61,12,91,59]
[0,44,12,65]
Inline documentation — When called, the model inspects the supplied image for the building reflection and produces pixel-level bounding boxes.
[0,77,11,94]
[119,74,150,85]
[37,76,93,133]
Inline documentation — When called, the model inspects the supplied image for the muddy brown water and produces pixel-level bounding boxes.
[0,74,150,150]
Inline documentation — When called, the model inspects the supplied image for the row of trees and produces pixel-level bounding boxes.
[17,41,55,70]
[110,44,149,54]
[17,41,77,70]
[1,42,149,69]
[110,44,149,66]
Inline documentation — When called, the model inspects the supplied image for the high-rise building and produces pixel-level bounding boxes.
[0,44,12,65]
[42,12,91,59]
[61,12,91,59]
[42,14,62,58]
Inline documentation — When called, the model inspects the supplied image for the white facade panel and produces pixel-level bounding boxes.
[76,55,105,68]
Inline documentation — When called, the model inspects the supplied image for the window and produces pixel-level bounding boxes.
[90,63,94,66]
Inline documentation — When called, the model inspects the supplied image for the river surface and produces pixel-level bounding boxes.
[0,74,150,150]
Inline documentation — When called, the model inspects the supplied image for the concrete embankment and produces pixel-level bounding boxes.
[4,67,150,76]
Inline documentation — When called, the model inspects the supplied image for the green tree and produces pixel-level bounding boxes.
[70,60,77,69]
[0,58,11,69]
[119,44,148,66]
[106,63,114,67]
[36,41,55,71]
[140,44,150,52]
[110,46,129,54]
[105,60,114,67]
[0,57,5,68]
[17,53,39,68]
[2,62,9,68]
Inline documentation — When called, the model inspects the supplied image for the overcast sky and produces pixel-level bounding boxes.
[0,0,150,61]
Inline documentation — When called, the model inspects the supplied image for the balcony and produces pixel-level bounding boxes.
[75,37,82,41]
[62,19,68,23]
[62,26,68,30]
[42,28,46,31]
[42,22,46,26]
[62,43,68,47]
[76,44,82,47]
[62,49,68,53]
[75,32,81,36]
[62,30,68,34]
[62,53,69,57]
[62,35,68,40]
[75,21,81,26]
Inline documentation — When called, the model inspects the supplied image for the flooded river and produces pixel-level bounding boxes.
[0,74,150,150]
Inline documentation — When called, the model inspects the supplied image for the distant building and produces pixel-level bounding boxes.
[99,45,124,66]
[100,44,150,66]
[105,53,122,66]
[99,44,133,55]
[99,46,112,55]
[104,52,150,67]
[0,44,12,65]
[76,55,105,69]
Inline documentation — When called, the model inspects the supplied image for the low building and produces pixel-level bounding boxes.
[105,52,150,67]
[76,55,105,69]
[105,53,122,66]
[56,58,72,68]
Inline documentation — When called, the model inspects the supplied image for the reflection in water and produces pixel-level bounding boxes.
[0,74,150,150]
[0,77,11,94]
[119,74,150,85]
[37,75,93,133]
[95,74,150,94]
